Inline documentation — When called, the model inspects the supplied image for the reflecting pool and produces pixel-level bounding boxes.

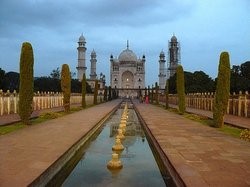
[62,109,166,187]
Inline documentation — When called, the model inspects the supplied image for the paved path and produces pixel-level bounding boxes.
[168,103,250,129]
[0,100,121,187]
[135,103,250,187]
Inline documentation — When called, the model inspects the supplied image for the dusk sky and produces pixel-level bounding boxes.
[0,0,249,86]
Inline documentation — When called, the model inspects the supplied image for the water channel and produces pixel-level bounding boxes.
[53,103,172,186]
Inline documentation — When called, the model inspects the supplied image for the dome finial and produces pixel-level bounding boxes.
[127,40,129,49]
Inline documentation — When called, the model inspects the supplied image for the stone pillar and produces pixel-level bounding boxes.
[211,92,214,111]
[244,91,248,117]
[0,90,3,115]
[7,90,10,114]
[238,91,242,116]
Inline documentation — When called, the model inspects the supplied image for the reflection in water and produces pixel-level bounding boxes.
[62,109,166,187]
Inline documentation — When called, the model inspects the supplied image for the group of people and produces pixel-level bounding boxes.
[139,95,149,104]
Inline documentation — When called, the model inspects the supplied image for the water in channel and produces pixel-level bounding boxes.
[62,108,166,187]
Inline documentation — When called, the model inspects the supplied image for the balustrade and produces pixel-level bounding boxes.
[0,90,104,116]
[159,91,249,118]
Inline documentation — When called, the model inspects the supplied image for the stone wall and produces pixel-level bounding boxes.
[0,90,103,116]
[159,91,250,118]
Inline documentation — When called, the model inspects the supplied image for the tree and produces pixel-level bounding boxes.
[0,68,5,89]
[71,79,81,93]
[240,61,250,80]
[93,79,98,105]
[34,77,61,92]
[213,52,231,128]
[18,42,34,125]
[151,84,154,103]
[61,64,71,112]
[168,71,215,94]
[155,82,159,105]
[50,67,60,79]
[148,85,151,103]
[108,86,112,101]
[3,72,19,92]
[177,65,185,114]
[81,73,86,108]
[104,86,107,101]
[165,80,169,109]
[190,71,215,93]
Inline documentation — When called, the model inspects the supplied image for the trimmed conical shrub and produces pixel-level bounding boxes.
[18,42,34,125]
[155,82,159,105]
[93,79,98,105]
[148,86,150,103]
[61,64,71,112]
[108,86,112,101]
[81,73,86,108]
[104,86,107,102]
[177,65,185,114]
[151,84,154,103]
[213,52,231,128]
[165,80,169,109]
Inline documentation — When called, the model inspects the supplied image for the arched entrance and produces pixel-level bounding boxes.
[121,71,134,98]
[122,71,134,89]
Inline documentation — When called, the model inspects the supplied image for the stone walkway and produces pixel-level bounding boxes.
[135,103,250,187]
[0,100,121,187]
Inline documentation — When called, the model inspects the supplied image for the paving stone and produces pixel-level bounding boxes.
[0,100,120,187]
[135,103,250,187]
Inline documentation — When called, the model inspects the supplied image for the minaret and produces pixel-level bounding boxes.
[90,49,97,80]
[158,51,166,89]
[77,34,87,81]
[168,34,180,77]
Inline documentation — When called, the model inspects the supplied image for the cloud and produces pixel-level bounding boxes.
[0,0,195,37]
[0,0,249,85]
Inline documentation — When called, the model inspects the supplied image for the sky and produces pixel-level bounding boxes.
[0,0,249,86]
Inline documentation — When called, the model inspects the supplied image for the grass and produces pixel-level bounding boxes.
[156,103,244,140]
[0,106,84,136]
[184,113,242,138]
[0,101,105,136]
[0,122,25,135]
[219,125,242,138]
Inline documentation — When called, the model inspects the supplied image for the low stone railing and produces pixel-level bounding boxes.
[0,90,103,116]
[159,91,250,118]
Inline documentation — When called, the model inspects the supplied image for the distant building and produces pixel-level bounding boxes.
[168,35,181,77]
[110,41,145,98]
[76,34,105,93]
[158,51,167,89]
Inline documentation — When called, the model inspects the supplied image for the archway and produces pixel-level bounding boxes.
[121,71,134,89]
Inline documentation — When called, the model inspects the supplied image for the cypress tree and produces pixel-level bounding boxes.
[61,64,71,112]
[177,65,186,114]
[18,42,34,125]
[148,85,150,103]
[213,52,231,128]
[93,79,98,105]
[104,86,107,102]
[81,73,86,108]
[151,84,154,103]
[108,86,112,101]
[165,79,169,109]
[155,82,159,105]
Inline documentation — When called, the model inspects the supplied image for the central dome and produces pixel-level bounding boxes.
[118,48,137,62]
